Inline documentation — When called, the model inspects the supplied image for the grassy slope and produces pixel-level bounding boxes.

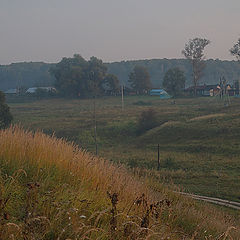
[0,127,239,239]
[8,96,240,202]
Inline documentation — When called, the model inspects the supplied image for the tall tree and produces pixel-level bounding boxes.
[230,38,240,61]
[162,68,186,97]
[128,65,152,94]
[0,91,13,129]
[50,54,88,97]
[87,56,108,97]
[182,38,210,95]
[50,55,112,98]
[104,74,120,95]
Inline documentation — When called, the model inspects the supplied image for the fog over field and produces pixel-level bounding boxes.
[0,0,239,64]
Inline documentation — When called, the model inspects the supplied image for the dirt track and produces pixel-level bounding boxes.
[176,192,240,210]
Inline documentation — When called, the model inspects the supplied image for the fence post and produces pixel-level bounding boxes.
[157,144,160,170]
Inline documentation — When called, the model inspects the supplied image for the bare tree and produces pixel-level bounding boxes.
[182,38,210,95]
[230,38,240,61]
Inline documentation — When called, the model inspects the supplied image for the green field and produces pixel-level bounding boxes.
[8,95,240,202]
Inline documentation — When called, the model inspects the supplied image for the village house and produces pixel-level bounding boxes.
[185,84,224,96]
[26,87,56,94]
[4,88,19,94]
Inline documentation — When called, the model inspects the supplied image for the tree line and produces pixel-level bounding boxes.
[50,55,151,97]
[50,37,240,97]
[1,57,240,94]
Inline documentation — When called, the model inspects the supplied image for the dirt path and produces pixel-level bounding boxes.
[176,192,240,210]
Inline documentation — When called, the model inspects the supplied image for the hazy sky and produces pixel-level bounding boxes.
[1,0,239,64]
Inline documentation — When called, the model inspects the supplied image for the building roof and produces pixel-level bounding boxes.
[185,84,221,91]
[26,87,56,93]
[4,88,18,94]
[150,89,168,94]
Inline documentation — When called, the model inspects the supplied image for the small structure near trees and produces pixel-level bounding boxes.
[4,88,19,94]
[185,82,239,97]
[149,89,171,99]
[26,87,56,94]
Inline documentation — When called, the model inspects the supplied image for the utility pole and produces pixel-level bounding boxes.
[121,85,124,111]
[92,71,98,156]
[93,95,98,155]
[157,144,160,171]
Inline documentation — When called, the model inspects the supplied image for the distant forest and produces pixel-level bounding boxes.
[0,59,240,91]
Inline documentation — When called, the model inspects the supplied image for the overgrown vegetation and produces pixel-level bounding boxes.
[137,108,159,134]
[0,126,239,239]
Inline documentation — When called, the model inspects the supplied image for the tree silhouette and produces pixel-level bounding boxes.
[182,38,210,95]
[129,65,152,94]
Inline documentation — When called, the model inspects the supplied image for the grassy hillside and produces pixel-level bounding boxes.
[0,126,239,239]
[8,96,240,202]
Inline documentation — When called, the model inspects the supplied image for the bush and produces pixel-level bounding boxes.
[0,91,13,128]
[137,108,158,134]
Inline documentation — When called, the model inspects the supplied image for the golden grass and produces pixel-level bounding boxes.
[189,113,226,121]
[0,126,148,202]
[0,126,239,239]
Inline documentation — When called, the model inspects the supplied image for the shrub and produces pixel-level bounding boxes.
[137,108,158,134]
[0,91,13,128]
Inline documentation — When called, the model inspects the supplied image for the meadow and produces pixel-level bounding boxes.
[8,95,240,202]
[0,126,239,239]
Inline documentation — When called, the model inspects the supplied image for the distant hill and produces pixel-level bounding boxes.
[0,59,240,91]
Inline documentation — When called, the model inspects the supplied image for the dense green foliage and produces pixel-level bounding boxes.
[163,67,186,96]
[128,65,151,94]
[137,108,159,134]
[103,73,120,94]
[0,91,13,128]
[50,54,119,97]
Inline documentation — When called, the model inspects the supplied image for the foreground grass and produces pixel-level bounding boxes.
[0,126,239,239]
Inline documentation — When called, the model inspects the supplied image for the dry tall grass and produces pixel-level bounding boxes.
[0,126,239,239]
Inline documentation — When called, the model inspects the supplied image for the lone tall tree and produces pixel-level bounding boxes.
[230,38,240,61]
[163,68,186,97]
[129,65,152,94]
[182,38,210,95]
